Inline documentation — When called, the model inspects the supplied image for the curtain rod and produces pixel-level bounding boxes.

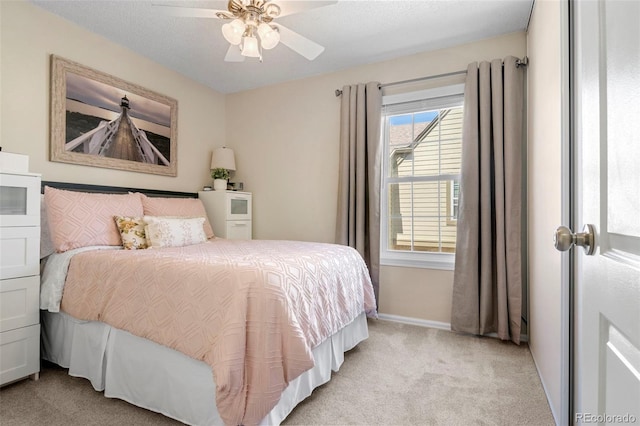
[334,56,529,97]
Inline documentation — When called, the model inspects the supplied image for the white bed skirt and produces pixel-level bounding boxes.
[41,310,368,426]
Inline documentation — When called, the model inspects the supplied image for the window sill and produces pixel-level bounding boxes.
[380,253,455,271]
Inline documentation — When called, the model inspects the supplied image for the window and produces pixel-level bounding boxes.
[380,85,464,270]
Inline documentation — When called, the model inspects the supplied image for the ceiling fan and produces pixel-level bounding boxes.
[154,0,336,62]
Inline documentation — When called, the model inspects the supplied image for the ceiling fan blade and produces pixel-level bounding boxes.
[153,4,229,19]
[275,23,325,60]
[225,45,246,62]
[275,1,338,18]
[153,1,337,19]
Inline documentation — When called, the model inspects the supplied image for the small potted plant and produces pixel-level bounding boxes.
[211,168,230,191]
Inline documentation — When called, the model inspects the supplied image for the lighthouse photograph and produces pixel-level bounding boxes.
[50,55,178,176]
[65,72,171,165]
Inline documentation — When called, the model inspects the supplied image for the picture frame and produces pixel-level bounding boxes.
[50,55,178,176]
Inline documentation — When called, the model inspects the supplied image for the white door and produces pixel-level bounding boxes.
[571,0,640,423]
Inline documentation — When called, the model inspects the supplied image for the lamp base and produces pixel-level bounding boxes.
[213,179,227,191]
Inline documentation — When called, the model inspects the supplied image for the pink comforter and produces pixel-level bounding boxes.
[60,239,377,425]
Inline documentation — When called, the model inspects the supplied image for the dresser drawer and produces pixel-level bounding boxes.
[0,172,40,227]
[0,226,40,280]
[0,276,40,332]
[0,324,40,386]
[226,220,252,240]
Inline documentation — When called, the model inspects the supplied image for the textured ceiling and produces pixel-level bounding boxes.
[30,0,533,94]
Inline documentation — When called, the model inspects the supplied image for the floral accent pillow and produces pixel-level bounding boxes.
[114,216,148,250]
[143,216,207,248]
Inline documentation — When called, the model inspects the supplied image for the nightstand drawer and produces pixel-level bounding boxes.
[199,191,252,239]
[0,324,40,386]
[0,276,40,332]
[226,193,251,221]
[226,220,251,240]
[0,226,40,280]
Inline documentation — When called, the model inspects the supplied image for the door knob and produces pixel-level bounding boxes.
[554,224,596,255]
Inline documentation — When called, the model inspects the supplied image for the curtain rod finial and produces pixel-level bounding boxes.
[335,89,343,97]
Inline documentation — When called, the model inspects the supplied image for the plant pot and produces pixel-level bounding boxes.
[213,179,227,191]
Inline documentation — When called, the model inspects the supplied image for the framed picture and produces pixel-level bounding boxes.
[50,55,178,176]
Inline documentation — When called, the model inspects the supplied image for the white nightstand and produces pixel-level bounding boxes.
[198,190,252,240]
[0,170,41,386]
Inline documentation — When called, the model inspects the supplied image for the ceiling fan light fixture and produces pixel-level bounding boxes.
[161,0,326,63]
[221,18,245,45]
[257,23,279,50]
[241,35,261,58]
[264,3,281,18]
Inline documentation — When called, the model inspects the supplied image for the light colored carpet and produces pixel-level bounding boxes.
[0,319,555,425]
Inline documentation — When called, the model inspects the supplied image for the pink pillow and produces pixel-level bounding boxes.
[44,187,144,252]
[140,194,214,239]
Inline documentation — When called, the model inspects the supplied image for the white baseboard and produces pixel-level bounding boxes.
[377,313,451,331]
[376,313,529,342]
[530,348,561,426]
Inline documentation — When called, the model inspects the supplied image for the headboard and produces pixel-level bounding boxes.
[41,181,198,198]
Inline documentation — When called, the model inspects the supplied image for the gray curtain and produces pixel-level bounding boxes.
[335,82,382,301]
[451,57,524,344]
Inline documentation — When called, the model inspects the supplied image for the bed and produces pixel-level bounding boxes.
[38,181,377,426]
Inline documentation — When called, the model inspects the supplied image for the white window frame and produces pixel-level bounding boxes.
[380,84,464,270]
[446,179,460,226]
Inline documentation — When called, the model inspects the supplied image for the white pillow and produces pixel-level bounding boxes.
[143,216,207,248]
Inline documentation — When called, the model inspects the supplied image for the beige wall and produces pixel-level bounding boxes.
[227,32,526,323]
[0,2,531,327]
[527,0,564,422]
[0,1,225,192]
[379,266,453,323]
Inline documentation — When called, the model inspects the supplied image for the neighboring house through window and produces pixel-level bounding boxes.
[380,84,464,270]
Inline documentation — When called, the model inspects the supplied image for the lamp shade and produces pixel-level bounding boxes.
[257,23,280,50]
[222,19,244,45]
[210,147,236,171]
[241,35,260,58]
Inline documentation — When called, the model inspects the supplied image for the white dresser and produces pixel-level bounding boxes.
[198,190,252,240]
[0,168,41,386]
